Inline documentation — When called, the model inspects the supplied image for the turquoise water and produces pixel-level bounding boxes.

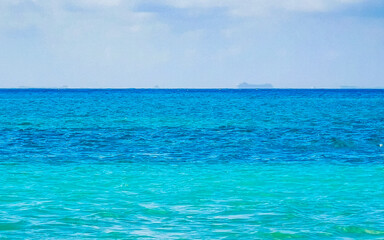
[1,89,384,239]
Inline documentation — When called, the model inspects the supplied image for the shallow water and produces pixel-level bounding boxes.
[1,89,384,239]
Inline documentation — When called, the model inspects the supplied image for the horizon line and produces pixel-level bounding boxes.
[0,87,383,90]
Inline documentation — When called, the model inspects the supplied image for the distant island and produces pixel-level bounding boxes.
[238,82,274,89]
[340,85,357,89]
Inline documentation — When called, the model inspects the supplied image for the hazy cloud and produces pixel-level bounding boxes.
[150,0,367,16]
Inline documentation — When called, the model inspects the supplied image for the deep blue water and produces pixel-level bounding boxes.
[1,89,384,239]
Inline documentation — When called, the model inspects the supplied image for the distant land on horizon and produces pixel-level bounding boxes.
[238,83,274,89]
[340,85,357,89]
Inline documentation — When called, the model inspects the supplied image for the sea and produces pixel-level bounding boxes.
[0,89,383,239]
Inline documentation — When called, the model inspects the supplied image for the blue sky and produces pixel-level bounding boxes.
[0,0,383,88]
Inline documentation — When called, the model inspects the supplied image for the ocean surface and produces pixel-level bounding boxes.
[1,89,384,239]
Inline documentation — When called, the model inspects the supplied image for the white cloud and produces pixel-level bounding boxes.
[161,0,367,16]
[0,0,370,20]
[77,0,122,7]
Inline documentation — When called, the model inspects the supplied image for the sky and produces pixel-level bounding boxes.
[0,0,384,88]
